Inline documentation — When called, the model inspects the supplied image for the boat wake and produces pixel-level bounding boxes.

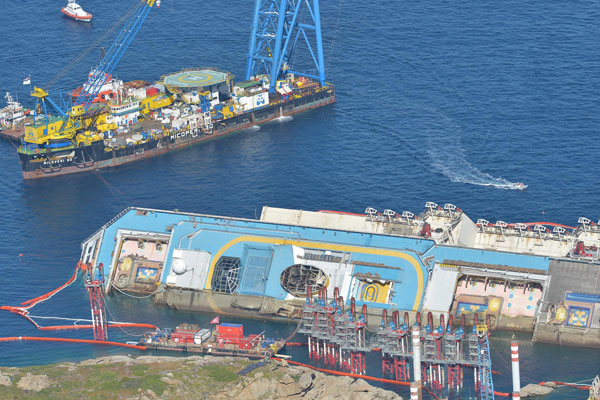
[428,147,526,190]
[248,125,261,131]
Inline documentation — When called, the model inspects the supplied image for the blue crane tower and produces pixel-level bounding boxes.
[477,331,495,400]
[75,0,160,112]
[246,0,326,93]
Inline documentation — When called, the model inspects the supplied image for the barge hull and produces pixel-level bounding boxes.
[21,88,335,179]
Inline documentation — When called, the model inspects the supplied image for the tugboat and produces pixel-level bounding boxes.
[0,91,31,141]
[61,0,92,22]
[0,92,27,130]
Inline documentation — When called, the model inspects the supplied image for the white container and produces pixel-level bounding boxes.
[193,328,211,344]
[252,92,269,108]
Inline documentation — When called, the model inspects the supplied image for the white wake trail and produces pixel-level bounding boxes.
[427,146,524,190]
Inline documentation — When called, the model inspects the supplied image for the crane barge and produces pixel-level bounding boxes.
[16,0,335,179]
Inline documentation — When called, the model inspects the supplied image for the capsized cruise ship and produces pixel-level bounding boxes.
[80,203,600,348]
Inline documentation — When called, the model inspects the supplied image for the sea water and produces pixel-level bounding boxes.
[0,1,598,398]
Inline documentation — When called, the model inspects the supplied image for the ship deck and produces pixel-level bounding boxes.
[164,70,227,88]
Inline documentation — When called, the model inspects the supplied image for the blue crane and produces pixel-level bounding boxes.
[75,0,160,112]
[26,0,160,145]
[246,0,326,93]
[477,331,495,400]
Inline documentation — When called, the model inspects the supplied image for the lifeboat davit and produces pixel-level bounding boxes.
[61,0,92,22]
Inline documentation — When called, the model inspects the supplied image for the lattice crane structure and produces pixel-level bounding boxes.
[84,263,108,341]
[246,0,326,92]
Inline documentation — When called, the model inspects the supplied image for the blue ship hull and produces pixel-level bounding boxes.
[80,204,600,348]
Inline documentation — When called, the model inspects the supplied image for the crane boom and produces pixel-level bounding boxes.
[23,0,159,146]
[75,0,159,112]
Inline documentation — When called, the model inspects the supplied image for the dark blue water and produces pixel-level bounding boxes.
[0,0,598,398]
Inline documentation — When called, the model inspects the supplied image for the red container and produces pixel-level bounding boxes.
[172,326,199,344]
[239,340,250,349]
[171,334,194,344]
[216,323,243,338]
[146,87,158,97]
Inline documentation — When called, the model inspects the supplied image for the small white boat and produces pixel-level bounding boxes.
[513,182,528,190]
[61,0,92,22]
[0,92,28,129]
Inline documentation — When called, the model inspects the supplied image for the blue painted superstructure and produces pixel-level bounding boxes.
[87,208,439,311]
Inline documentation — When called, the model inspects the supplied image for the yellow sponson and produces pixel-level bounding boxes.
[94,112,117,132]
[141,94,173,113]
[96,122,117,133]
[221,104,236,119]
[75,131,103,146]
[24,117,64,144]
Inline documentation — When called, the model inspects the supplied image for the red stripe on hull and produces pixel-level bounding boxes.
[61,8,92,22]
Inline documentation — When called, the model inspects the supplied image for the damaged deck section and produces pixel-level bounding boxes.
[80,204,600,348]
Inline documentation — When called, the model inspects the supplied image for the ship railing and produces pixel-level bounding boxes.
[81,207,133,248]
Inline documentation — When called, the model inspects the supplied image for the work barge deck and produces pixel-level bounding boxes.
[80,203,600,349]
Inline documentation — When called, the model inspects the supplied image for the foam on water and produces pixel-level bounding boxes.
[274,115,294,123]
[428,147,523,190]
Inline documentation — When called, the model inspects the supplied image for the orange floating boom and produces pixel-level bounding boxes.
[0,336,147,350]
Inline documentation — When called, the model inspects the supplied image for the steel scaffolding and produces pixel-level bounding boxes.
[300,297,495,399]
[85,263,108,341]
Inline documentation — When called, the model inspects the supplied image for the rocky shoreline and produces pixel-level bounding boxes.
[0,355,402,399]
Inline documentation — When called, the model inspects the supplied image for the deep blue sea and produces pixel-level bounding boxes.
[0,0,598,398]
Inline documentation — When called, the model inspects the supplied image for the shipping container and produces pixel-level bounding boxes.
[146,87,158,97]
[193,328,211,344]
[216,323,243,338]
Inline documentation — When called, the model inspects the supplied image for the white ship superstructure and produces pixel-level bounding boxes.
[0,92,27,129]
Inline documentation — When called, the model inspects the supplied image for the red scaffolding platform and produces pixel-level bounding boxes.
[85,263,108,341]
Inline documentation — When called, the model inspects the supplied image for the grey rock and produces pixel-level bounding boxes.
[349,378,372,392]
[297,372,313,390]
[80,358,102,366]
[57,362,76,368]
[280,373,294,385]
[0,372,12,387]
[16,373,52,392]
[240,378,273,398]
[103,355,135,364]
[160,376,182,385]
[276,380,303,397]
[79,355,134,365]
[135,356,181,364]
[521,383,555,397]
